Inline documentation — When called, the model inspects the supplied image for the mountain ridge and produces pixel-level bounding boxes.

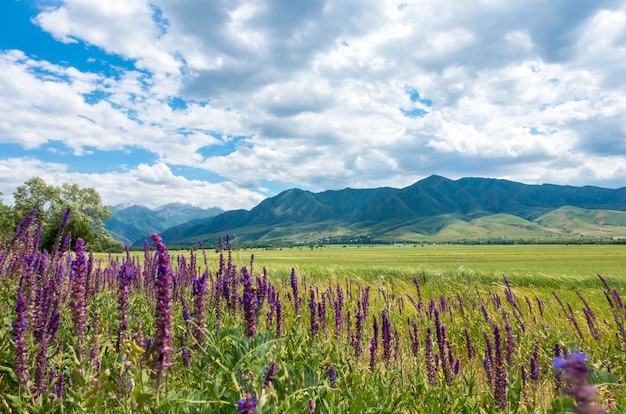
[105,203,223,246]
[125,175,626,246]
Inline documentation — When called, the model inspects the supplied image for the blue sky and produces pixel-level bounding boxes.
[1,0,626,210]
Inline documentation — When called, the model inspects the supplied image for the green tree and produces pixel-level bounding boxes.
[12,177,122,252]
[0,192,18,238]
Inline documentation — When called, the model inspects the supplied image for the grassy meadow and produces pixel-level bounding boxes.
[2,215,626,413]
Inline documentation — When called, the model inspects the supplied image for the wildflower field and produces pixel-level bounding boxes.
[1,211,626,413]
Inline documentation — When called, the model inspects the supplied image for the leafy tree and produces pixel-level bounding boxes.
[0,192,18,238]
[12,177,122,252]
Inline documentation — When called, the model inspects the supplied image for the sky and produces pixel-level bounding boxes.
[1,0,626,211]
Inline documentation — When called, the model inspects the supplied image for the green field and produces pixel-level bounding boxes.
[5,237,626,413]
[223,243,626,288]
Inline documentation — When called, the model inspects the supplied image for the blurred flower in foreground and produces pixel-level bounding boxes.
[553,351,607,414]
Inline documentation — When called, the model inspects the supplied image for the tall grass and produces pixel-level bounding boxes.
[0,212,622,412]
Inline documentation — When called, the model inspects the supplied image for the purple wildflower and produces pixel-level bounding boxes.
[116,252,133,353]
[327,364,337,389]
[553,351,607,414]
[150,233,174,391]
[529,339,540,382]
[241,266,258,338]
[70,238,88,361]
[334,298,343,337]
[493,324,507,410]
[290,267,300,314]
[350,307,364,357]
[309,287,319,338]
[13,280,30,389]
[425,327,437,385]
[237,394,257,414]
[192,272,208,345]
[263,360,279,388]
[381,310,392,366]
[370,316,378,372]
[464,328,476,359]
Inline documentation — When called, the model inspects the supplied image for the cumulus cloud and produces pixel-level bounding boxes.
[0,158,265,210]
[1,0,626,210]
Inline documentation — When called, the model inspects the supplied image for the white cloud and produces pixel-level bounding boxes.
[0,158,265,210]
[2,0,626,212]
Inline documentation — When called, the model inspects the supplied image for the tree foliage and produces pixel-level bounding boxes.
[0,192,18,238]
[9,177,122,251]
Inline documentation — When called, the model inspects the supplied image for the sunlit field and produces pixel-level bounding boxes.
[2,215,625,413]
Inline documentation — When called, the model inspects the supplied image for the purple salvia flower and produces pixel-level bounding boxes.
[180,337,191,368]
[255,267,269,311]
[481,304,491,323]
[490,292,502,309]
[361,286,370,320]
[524,295,534,314]
[369,316,378,372]
[434,311,453,385]
[13,280,30,390]
[583,308,601,341]
[501,310,515,366]
[70,238,88,361]
[351,308,364,357]
[309,287,318,338]
[327,364,337,389]
[425,327,437,385]
[553,351,608,413]
[150,233,174,391]
[334,299,343,337]
[91,311,101,374]
[116,251,133,353]
[381,310,392,365]
[553,343,563,392]
[529,356,539,383]
[464,328,476,359]
[263,360,279,388]
[237,394,257,414]
[439,295,447,313]
[535,295,545,317]
[567,302,585,340]
[308,398,315,413]
[192,272,208,346]
[290,267,300,314]
[240,266,258,338]
[51,208,71,256]
[493,324,507,410]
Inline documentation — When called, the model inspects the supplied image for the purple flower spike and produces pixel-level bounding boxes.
[553,351,607,413]
[70,238,88,361]
[327,364,337,389]
[263,360,279,388]
[150,233,174,391]
[237,394,257,414]
[13,281,30,389]
[241,267,258,338]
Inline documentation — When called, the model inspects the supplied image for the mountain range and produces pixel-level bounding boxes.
[105,202,223,246]
[113,175,626,247]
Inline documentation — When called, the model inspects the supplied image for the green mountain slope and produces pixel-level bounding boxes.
[142,176,626,246]
[107,203,223,245]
